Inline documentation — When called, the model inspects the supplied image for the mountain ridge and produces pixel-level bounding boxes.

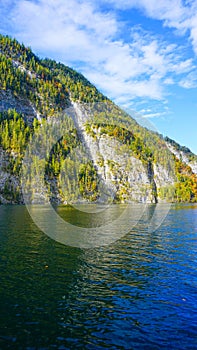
[0,34,197,204]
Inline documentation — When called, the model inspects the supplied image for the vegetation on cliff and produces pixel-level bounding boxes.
[0,34,196,203]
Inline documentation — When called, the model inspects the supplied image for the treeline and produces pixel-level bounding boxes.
[0,34,106,112]
[41,58,107,103]
[0,109,100,203]
[0,50,69,116]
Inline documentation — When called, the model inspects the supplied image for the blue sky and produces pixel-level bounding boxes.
[0,0,197,153]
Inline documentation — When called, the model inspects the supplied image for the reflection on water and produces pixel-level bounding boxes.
[26,203,171,248]
[0,204,197,349]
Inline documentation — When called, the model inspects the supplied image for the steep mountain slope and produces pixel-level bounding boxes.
[165,136,197,174]
[0,34,197,204]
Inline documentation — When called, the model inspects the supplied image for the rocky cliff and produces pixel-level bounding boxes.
[0,34,197,204]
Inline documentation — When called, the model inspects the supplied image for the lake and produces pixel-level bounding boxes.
[0,204,197,349]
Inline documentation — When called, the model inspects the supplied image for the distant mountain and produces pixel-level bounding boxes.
[0,34,197,204]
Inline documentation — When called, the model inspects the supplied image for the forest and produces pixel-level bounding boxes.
[0,34,197,203]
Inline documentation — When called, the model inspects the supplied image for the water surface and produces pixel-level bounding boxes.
[0,204,197,349]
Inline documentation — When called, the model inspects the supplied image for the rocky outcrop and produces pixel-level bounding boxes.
[166,142,197,174]
[0,33,195,204]
[65,102,175,203]
[0,90,36,123]
[0,96,178,204]
[0,148,21,204]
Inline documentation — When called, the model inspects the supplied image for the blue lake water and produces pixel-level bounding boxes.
[0,204,197,349]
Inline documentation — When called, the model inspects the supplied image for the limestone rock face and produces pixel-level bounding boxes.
[0,92,196,205]
[166,142,197,174]
[0,34,196,204]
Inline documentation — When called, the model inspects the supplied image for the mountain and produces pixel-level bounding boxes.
[0,34,197,204]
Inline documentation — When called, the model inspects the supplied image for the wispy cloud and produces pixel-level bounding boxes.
[0,0,197,115]
[179,71,197,88]
[104,0,197,53]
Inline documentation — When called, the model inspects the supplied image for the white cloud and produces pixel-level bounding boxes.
[141,111,167,118]
[189,13,197,54]
[179,71,197,88]
[138,104,170,118]
[163,77,174,85]
[1,0,197,116]
[103,0,197,55]
[102,0,188,25]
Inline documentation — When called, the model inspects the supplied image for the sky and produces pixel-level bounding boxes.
[0,0,197,153]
